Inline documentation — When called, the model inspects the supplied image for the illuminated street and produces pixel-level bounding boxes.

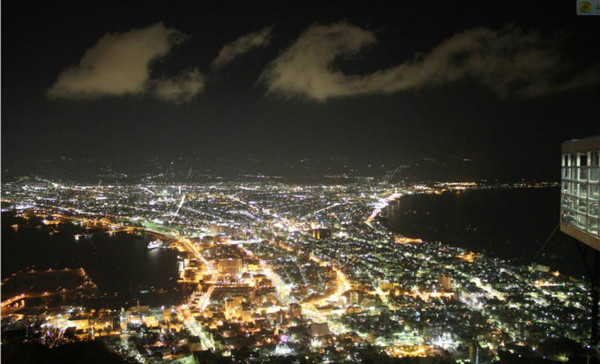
[1,179,593,362]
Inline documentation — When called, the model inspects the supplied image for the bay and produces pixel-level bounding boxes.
[1,214,186,308]
[383,187,588,277]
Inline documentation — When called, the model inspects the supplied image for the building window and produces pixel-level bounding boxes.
[561,137,600,241]
[591,151,600,182]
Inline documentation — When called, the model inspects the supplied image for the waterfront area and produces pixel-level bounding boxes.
[383,187,585,276]
[1,178,592,363]
[1,214,185,309]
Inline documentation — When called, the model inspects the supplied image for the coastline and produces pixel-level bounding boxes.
[376,185,584,276]
[1,213,186,308]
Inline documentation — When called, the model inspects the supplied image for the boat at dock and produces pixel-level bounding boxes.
[147,239,168,250]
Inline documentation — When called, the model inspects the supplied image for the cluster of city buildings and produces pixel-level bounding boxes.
[0,178,591,363]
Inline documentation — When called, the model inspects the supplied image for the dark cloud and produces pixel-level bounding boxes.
[47,22,204,102]
[211,26,274,68]
[154,68,204,103]
[260,23,599,101]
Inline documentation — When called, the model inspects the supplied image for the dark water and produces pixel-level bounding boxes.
[1,214,186,308]
[384,187,588,277]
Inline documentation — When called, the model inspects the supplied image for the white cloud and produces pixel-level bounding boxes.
[212,26,274,68]
[260,23,599,101]
[47,22,203,102]
[154,68,204,103]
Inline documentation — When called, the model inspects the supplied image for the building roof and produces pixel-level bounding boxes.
[562,135,600,154]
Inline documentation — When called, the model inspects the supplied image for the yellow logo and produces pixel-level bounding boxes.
[579,1,592,13]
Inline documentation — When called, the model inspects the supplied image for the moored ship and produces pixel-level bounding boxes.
[147,239,168,250]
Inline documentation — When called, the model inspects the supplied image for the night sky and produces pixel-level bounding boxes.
[2,0,599,179]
